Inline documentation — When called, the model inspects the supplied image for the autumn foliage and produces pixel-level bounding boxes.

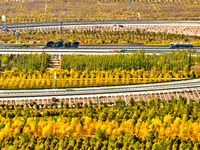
[0,67,198,89]
[0,97,200,149]
[0,50,199,89]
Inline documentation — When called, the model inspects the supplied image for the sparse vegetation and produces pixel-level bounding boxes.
[0,29,200,45]
[0,0,200,24]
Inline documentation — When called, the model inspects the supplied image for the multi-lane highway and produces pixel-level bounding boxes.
[0,79,200,106]
[0,20,199,102]
[0,45,199,61]
[0,45,199,56]
[1,20,200,30]
[0,44,199,103]
[0,79,200,98]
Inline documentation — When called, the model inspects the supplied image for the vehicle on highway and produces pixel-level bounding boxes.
[52,97,60,103]
[110,49,127,52]
[46,41,79,48]
[170,43,193,49]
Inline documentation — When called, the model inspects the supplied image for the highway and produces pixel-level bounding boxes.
[0,21,199,103]
[0,45,200,56]
[1,20,200,30]
[0,79,200,99]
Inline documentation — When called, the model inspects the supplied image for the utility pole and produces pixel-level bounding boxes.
[44,0,47,22]
[163,27,168,45]
[57,0,65,40]
[59,17,61,40]
[59,18,63,40]
[163,32,165,45]
[60,0,67,40]
[54,72,56,89]
[15,32,17,44]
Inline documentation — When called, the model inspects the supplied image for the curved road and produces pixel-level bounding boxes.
[1,20,200,30]
[0,21,199,101]
[0,45,200,55]
[0,79,200,99]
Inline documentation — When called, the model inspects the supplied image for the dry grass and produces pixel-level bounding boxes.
[0,1,200,24]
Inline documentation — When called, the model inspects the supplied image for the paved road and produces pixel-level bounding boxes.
[1,20,200,30]
[0,49,198,55]
[0,45,200,55]
[0,79,200,98]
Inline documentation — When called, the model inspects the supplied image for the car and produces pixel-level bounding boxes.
[52,97,59,102]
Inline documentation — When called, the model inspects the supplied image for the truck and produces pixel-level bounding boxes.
[170,43,193,49]
[46,41,79,48]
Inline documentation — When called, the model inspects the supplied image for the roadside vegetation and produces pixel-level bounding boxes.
[1,30,200,45]
[0,97,200,149]
[0,51,199,89]
[0,52,51,71]
[61,51,196,71]
[0,67,198,89]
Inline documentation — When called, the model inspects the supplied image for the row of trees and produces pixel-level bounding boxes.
[1,29,200,45]
[0,52,51,71]
[0,67,198,89]
[1,131,200,149]
[0,97,200,149]
[0,96,199,122]
[1,132,199,150]
[0,50,198,72]
[61,51,197,71]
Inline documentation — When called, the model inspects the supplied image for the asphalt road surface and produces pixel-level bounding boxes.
[1,79,200,98]
[1,20,200,30]
[0,45,200,55]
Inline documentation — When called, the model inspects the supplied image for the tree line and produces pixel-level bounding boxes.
[61,51,198,71]
[1,29,200,45]
[0,67,198,89]
[0,52,51,71]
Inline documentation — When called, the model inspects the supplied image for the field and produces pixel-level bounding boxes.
[0,0,200,24]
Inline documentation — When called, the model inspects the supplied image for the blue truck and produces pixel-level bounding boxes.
[46,41,79,48]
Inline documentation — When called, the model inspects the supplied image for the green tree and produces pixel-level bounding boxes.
[115,100,125,109]
[60,100,64,109]
[65,103,69,109]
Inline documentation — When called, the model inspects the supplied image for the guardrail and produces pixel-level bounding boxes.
[0,49,200,54]
[1,44,200,50]
[1,20,200,29]
[0,44,169,49]
[0,84,200,99]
